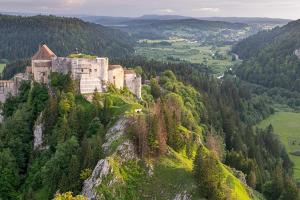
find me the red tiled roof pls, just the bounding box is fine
[32,44,56,60]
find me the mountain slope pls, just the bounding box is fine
[0,57,297,199]
[0,15,134,60]
[233,19,300,92]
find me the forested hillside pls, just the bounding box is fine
[0,15,134,60]
[232,19,300,92]
[0,53,297,199]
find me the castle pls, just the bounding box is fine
[0,45,142,102]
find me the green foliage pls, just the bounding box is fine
[28,82,49,117]
[58,92,75,115]
[88,117,105,137]
[0,149,20,200]
[1,59,30,79]
[1,95,20,118]
[150,78,161,99]
[50,72,76,93]
[1,81,31,118]
[80,168,92,181]
[0,15,134,60]
[233,20,300,93]
[114,58,292,193]
[0,63,6,73]
[0,69,147,199]
[68,53,97,59]
[261,166,299,200]
[194,146,227,200]
[134,66,143,76]
[194,145,252,200]
[0,82,49,199]
[225,151,258,188]
[258,112,300,180]
[141,85,154,103]
[41,136,80,195]
[97,160,146,200]
[279,177,300,200]
[54,192,87,200]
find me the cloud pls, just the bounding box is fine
[63,0,86,7]
[0,0,299,19]
[193,7,220,12]
[157,8,175,13]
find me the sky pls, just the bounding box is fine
[0,0,300,19]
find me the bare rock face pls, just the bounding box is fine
[102,117,133,154]
[82,117,137,200]
[295,49,300,58]
[33,112,44,150]
[231,168,247,185]
[82,159,112,200]
[173,191,191,200]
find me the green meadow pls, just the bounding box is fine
[135,39,239,76]
[258,112,300,180]
[0,63,6,73]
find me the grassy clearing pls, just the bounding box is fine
[104,93,143,117]
[135,39,239,76]
[258,112,300,180]
[199,146,251,200]
[141,149,201,200]
[0,63,6,73]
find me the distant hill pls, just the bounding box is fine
[0,15,134,60]
[79,14,290,26]
[199,17,291,25]
[138,15,191,20]
[114,18,251,45]
[78,15,135,26]
[233,19,300,92]
[79,15,290,45]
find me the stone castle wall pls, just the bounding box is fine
[0,80,16,102]
[52,57,72,74]
[31,46,141,97]
[124,73,142,99]
[108,68,124,89]
[32,60,52,84]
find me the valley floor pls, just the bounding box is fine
[258,111,300,180]
[135,39,239,76]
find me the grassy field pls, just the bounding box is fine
[135,39,240,76]
[258,112,300,180]
[0,63,6,73]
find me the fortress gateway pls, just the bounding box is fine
[32,45,141,98]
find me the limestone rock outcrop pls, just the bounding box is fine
[33,112,44,150]
[82,117,137,199]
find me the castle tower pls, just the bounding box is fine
[97,57,109,82]
[108,65,124,89]
[124,69,142,99]
[32,44,56,84]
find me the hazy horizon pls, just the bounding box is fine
[0,0,299,20]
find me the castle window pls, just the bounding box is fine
[94,69,97,72]
[113,76,116,79]
[81,69,84,73]
[89,69,92,73]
